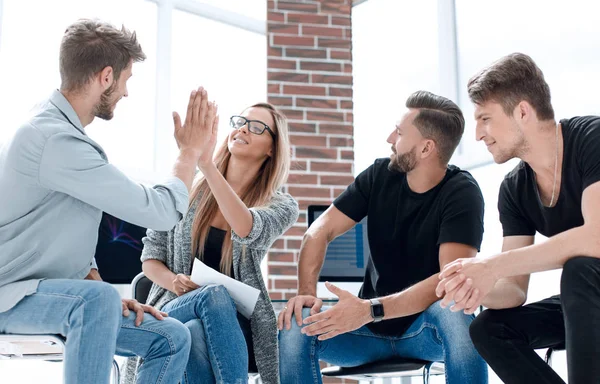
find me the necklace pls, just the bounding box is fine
[549,123,559,207]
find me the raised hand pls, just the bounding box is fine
[173,87,219,165]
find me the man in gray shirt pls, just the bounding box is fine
[0,19,216,384]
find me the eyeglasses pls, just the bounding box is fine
[230,115,276,139]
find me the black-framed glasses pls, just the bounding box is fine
[230,115,276,139]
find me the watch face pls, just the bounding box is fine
[372,303,384,318]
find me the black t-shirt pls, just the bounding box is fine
[499,116,600,238]
[333,158,485,336]
[199,226,233,276]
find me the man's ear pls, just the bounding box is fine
[420,139,435,159]
[98,66,114,91]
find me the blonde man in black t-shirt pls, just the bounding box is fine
[436,53,600,384]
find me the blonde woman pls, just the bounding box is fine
[125,91,298,384]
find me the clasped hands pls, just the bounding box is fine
[435,257,499,314]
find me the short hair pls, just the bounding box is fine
[59,19,146,92]
[406,90,465,164]
[467,53,554,121]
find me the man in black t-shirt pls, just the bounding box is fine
[277,91,488,384]
[436,53,600,384]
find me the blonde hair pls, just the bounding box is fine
[189,103,291,275]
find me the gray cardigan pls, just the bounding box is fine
[122,191,299,384]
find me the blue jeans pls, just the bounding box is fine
[0,279,191,384]
[162,284,253,384]
[279,301,488,384]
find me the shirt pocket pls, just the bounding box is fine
[0,250,41,280]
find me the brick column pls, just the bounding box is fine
[267,1,355,383]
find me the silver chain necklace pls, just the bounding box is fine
[549,123,559,207]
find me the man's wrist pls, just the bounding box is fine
[485,254,505,281]
[363,299,374,323]
[178,148,201,163]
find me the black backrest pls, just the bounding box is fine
[94,213,146,284]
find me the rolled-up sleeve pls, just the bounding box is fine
[38,133,188,231]
[140,229,170,264]
[231,192,299,250]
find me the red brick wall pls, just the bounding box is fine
[266,0,354,299]
[266,1,355,383]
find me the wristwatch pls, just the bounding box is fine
[369,298,384,323]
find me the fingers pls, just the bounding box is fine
[294,298,305,327]
[134,303,145,326]
[277,303,286,330]
[281,298,296,330]
[185,89,196,128]
[440,274,466,301]
[325,282,344,298]
[191,87,203,129]
[452,278,473,304]
[464,289,481,315]
[122,301,130,317]
[303,321,334,337]
[199,88,209,126]
[304,310,328,325]
[310,298,323,316]
[439,261,463,280]
[436,274,465,299]
[147,306,165,321]
[212,112,219,137]
[318,330,341,341]
[181,276,200,291]
[173,112,181,132]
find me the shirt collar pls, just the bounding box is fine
[49,89,86,134]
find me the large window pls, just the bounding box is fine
[455,0,600,168]
[0,0,157,174]
[352,0,441,174]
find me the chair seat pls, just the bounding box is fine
[321,357,445,379]
[0,334,65,360]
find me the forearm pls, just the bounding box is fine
[142,260,177,293]
[199,163,253,237]
[482,278,527,309]
[490,225,595,279]
[379,274,440,320]
[172,149,200,192]
[297,231,328,296]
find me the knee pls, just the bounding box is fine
[278,308,312,357]
[81,282,122,323]
[469,310,504,348]
[198,285,236,315]
[562,256,600,293]
[159,318,192,356]
[424,301,471,335]
[185,319,209,358]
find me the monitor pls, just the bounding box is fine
[307,205,369,282]
[94,213,147,284]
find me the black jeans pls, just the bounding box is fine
[469,256,600,384]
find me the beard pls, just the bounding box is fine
[388,146,418,173]
[93,82,117,121]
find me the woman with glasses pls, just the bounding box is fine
[123,93,298,384]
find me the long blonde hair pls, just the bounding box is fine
[189,103,291,276]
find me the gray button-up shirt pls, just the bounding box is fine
[0,90,188,313]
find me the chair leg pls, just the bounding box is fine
[423,361,433,384]
[112,359,121,384]
[545,348,554,367]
